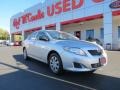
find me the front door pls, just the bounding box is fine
[34,32,50,63]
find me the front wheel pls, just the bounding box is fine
[49,53,63,74]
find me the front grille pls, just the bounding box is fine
[88,50,102,56]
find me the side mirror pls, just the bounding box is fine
[39,36,49,41]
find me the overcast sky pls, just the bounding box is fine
[0,0,45,32]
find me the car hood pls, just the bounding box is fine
[54,40,100,49]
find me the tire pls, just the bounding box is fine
[23,48,28,60]
[48,53,63,74]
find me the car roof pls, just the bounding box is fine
[40,30,62,32]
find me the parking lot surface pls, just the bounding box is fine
[0,46,120,90]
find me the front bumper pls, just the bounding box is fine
[60,51,107,72]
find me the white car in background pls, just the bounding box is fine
[23,30,108,74]
[6,41,14,46]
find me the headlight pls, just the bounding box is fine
[63,47,87,56]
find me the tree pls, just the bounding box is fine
[0,28,10,40]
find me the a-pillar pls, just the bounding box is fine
[103,2,113,50]
[56,23,61,31]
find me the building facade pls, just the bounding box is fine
[10,0,120,50]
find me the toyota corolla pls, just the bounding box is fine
[23,30,107,74]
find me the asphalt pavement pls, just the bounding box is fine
[0,46,120,90]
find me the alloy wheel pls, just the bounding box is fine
[50,56,60,73]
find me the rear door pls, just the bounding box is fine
[27,32,38,57]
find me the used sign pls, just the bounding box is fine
[110,0,120,9]
[13,0,104,29]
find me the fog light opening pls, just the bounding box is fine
[73,62,87,69]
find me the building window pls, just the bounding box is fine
[74,31,81,39]
[100,28,104,39]
[118,26,120,39]
[86,29,94,39]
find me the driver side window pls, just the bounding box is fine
[36,32,49,41]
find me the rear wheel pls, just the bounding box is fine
[23,48,28,60]
[49,53,63,74]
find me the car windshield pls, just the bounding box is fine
[47,31,79,40]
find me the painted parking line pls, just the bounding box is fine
[24,69,96,90]
[0,62,96,90]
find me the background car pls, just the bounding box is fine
[14,41,21,46]
[6,41,14,46]
[23,30,107,74]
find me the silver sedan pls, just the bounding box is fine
[23,30,107,74]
